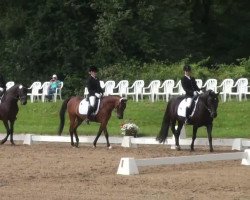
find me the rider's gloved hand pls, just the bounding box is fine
[95,93,101,98]
[193,91,198,96]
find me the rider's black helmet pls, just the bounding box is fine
[89,65,98,72]
[183,65,191,72]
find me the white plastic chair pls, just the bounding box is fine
[195,79,203,89]
[84,87,89,98]
[6,81,15,90]
[203,79,217,92]
[126,80,144,102]
[27,81,42,103]
[53,81,63,102]
[155,79,175,102]
[104,80,116,96]
[171,80,185,97]
[217,79,234,102]
[229,78,249,101]
[39,82,51,102]
[142,80,161,102]
[112,80,129,97]
[100,80,105,89]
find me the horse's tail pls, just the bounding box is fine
[58,97,71,136]
[156,101,171,143]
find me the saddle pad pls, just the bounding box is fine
[177,98,192,117]
[79,99,100,115]
[177,97,199,118]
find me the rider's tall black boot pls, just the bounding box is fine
[185,107,191,124]
[86,106,94,125]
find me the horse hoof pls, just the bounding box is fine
[92,145,96,149]
[176,146,181,151]
[108,146,112,149]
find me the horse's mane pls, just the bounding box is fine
[200,90,216,99]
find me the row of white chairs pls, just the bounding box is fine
[27,81,63,103]
[6,81,63,103]
[84,78,250,102]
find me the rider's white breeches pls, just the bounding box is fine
[185,98,192,108]
[89,96,96,107]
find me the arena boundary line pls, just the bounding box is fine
[0,134,249,150]
[117,149,250,175]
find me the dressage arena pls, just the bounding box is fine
[0,140,249,200]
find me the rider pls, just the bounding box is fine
[85,66,104,124]
[181,65,201,124]
[0,73,6,103]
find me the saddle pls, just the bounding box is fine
[79,98,101,115]
[177,96,199,117]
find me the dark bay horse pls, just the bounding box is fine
[58,95,127,148]
[157,90,219,152]
[0,84,28,145]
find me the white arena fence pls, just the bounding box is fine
[0,134,249,151]
[117,150,250,175]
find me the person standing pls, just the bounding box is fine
[85,66,104,124]
[181,65,201,124]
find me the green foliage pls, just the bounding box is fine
[1,99,249,139]
[0,1,250,97]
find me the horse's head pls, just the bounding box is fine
[204,90,219,118]
[18,85,28,105]
[116,97,127,119]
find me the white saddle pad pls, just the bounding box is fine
[79,99,100,115]
[177,98,192,117]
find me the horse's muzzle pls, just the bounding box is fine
[21,101,27,105]
[211,112,217,118]
[117,115,123,119]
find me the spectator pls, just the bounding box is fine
[47,74,61,101]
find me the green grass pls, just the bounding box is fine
[0,99,250,138]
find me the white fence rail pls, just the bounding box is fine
[0,134,249,151]
[117,150,250,175]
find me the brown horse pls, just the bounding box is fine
[58,95,127,148]
[0,84,28,145]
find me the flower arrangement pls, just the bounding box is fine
[121,122,139,137]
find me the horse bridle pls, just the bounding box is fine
[200,95,217,116]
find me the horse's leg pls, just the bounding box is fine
[103,127,111,149]
[9,121,15,145]
[190,125,198,151]
[73,118,83,148]
[69,117,77,147]
[1,121,11,144]
[206,124,213,152]
[93,125,104,148]
[171,122,181,150]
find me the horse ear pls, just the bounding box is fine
[120,98,127,102]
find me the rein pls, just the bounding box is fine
[198,95,214,115]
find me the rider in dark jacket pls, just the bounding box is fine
[85,66,104,124]
[181,65,201,124]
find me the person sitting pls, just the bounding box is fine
[181,65,201,124]
[47,74,61,101]
[0,73,6,103]
[85,66,104,124]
